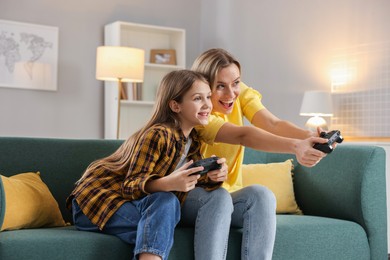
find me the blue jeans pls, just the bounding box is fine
[231,185,277,260]
[72,192,181,260]
[180,185,276,260]
[180,187,233,260]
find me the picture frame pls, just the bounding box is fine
[0,19,59,91]
[150,49,176,65]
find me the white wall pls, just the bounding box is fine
[1,0,390,138]
[200,0,390,128]
[0,0,202,138]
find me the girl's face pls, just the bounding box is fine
[211,64,241,115]
[174,80,212,134]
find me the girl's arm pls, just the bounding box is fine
[144,160,203,193]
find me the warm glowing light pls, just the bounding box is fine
[330,60,356,92]
[305,115,328,131]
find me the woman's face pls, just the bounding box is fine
[211,64,241,115]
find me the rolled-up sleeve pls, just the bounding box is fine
[195,115,226,145]
[239,82,266,122]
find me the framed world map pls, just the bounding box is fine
[0,19,58,91]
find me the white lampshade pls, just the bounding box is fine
[300,90,333,130]
[299,91,333,117]
[96,46,145,82]
[96,46,145,139]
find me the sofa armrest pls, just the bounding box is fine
[293,144,387,260]
[244,144,387,259]
[0,176,5,230]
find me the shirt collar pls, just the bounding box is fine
[170,126,200,144]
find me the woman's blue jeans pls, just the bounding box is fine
[72,192,180,260]
[231,185,277,260]
[180,185,276,260]
[180,187,233,260]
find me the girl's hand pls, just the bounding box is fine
[166,160,203,192]
[294,137,327,167]
[207,157,228,182]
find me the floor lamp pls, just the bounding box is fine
[96,46,145,139]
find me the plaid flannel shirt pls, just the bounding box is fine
[66,124,221,230]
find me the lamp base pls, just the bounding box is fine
[305,116,328,131]
[117,80,123,139]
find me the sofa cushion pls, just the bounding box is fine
[167,216,371,260]
[0,217,369,260]
[170,227,242,260]
[242,159,301,214]
[0,172,66,231]
[0,226,133,260]
[273,215,370,260]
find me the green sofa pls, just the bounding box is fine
[0,137,387,260]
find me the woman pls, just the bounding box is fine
[190,48,328,259]
[66,70,229,260]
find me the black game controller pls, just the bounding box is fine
[188,157,222,176]
[313,130,344,153]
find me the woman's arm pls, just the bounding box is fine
[239,82,318,139]
[214,122,326,167]
[251,108,315,139]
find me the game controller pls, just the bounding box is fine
[313,130,344,153]
[188,157,222,176]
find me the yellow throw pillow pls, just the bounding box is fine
[0,172,66,231]
[242,159,302,214]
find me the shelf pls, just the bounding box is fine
[145,63,182,70]
[119,101,154,140]
[103,21,185,139]
[121,100,154,106]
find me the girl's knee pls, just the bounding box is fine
[149,192,181,212]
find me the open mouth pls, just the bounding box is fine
[219,101,234,109]
[198,112,209,118]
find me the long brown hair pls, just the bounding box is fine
[80,70,208,179]
[191,48,241,89]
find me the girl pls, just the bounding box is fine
[66,70,228,260]
[191,48,328,259]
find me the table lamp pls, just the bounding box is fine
[96,46,145,139]
[299,90,333,131]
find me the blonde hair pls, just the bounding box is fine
[191,48,241,89]
[80,70,208,179]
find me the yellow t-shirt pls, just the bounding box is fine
[196,82,265,192]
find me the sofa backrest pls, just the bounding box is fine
[1,136,386,236]
[0,138,279,225]
[0,137,123,223]
[244,147,298,165]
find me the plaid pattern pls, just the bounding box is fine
[66,125,221,230]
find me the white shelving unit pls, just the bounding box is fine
[103,21,186,139]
